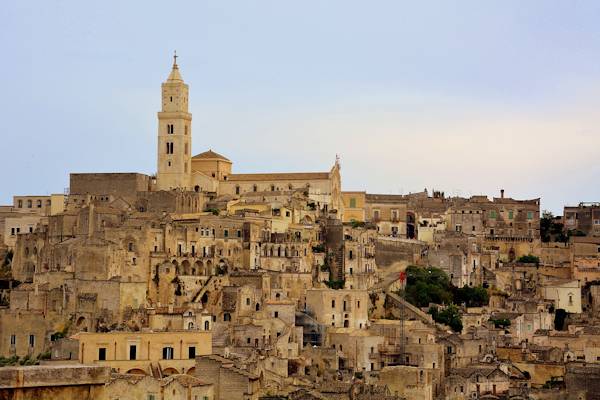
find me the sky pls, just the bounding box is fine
[1,1,599,214]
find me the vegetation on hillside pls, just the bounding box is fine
[402,266,489,308]
[396,265,489,332]
[429,304,463,332]
[517,255,540,265]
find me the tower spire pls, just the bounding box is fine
[167,50,183,82]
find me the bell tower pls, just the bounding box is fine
[156,51,192,190]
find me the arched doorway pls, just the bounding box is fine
[406,212,416,239]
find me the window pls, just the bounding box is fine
[349,198,356,208]
[148,395,156,400]
[98,347,107,361]
[184,125,188,135]
[162,347,174,360]
[489,210,497,219]
[274,311,279,318]
[246,298,250,306]
[455,224,462,232]
[224,229,229,238]
[253,184,257,192]
[235,185,240,195]
[184,143,188,155]
[17,200,22,208]
[204,320,210,330]
[373,210,380,220]
[508,210,514,219]
[271,185,275,191]
[167,124,174,134]
[166,142,174,154]
[36,200,42,208]
[188,346,196,359]
[349,250,353,260]
[237,230,241,238]
[10,335,16,346]
[332,300,336,308]
[129,345,137,360]
[527,211,534,220]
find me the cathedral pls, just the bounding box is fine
[155,54,342,214]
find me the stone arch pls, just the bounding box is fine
[195,260,204,275]
[181,260,191,275]
[186,367,196,375]
[162,367,179,376]
[126,368,146,375]
[76,316,86,329]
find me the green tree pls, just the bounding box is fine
[429,304,462,332]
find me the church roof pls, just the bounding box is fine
[166,63,183,82]
[227,172,329,181]
[192,150,231,162]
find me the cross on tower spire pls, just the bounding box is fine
[173,50,178,67]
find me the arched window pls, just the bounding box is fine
[36,200,42,208]
[27,200,32,208]
[253,184,258,192]
[188,322,194,329]
[204,320,210,330]
[235,186,240,195]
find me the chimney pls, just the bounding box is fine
[500,189,505,199]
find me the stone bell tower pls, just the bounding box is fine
[156,51,192,190]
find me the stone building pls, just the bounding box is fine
[73,330,212,376]
[305,288,369,329]
[564,202,600,236]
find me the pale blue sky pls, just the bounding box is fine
[2,1,600,213]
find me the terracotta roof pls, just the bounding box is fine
[227,172,329,182]
[192,150,231,162]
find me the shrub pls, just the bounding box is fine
[517,255,540,265]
